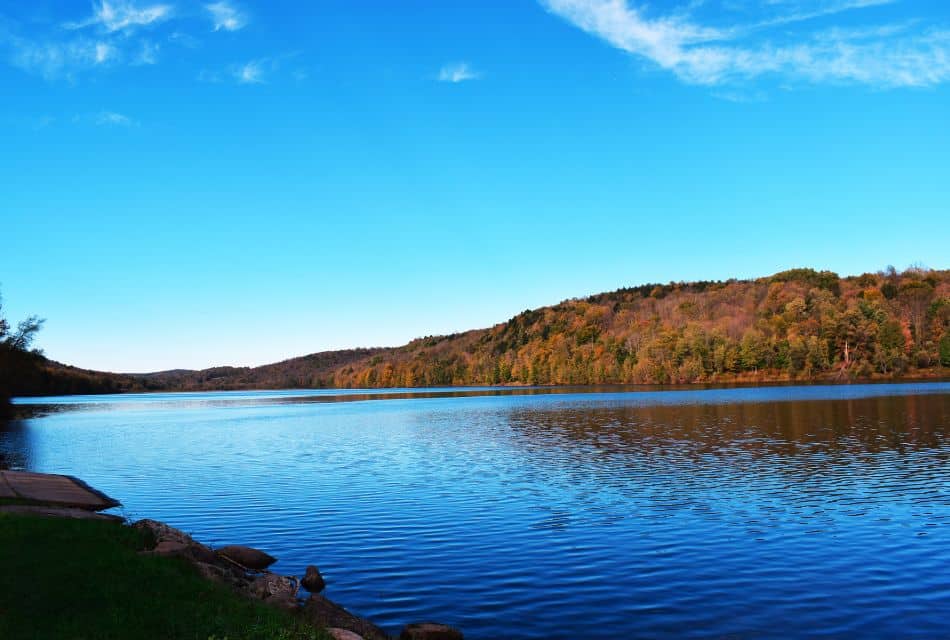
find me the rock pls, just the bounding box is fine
[152,540,189,556]
[192,561,250,591]
[194,561,230,582]
[301,565,326,593]
[0,505,124,521]
[133,519,195,547]
[248,572,298,609]
[399,622,464,640]
[327,629,365,640]
[140,527,220,564]
[301,594,390,640]
[216,544,277,571]
[184,542,220,565]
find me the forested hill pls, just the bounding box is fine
[12,267,950,396]
[9,348,384,396]
[321,267,950,387]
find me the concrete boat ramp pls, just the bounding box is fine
[0,470,121,520]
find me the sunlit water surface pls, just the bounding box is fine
[4,383,950,638]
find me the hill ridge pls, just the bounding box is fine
[10,266,950,396]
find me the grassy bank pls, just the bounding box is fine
[0,513,329,640]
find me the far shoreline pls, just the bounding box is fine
[9,373,950,405]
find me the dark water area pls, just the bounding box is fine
[4,383,950,638]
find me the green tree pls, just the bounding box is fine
[805,336,830,374]
[875,320,906,374]
[739,330,766,372]
[0,290,45,412]
[940,334,950,367]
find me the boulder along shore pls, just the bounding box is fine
[0,470,462,640]
[133,517,464,640]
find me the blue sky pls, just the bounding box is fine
[1,0,948,372]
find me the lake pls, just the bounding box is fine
[4,383,950,638]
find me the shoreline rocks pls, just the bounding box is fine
[301,593,391,640]
[217,544,277,571]
[248,572,299,610]
[328,629,366,640]
[399,623,464,640]
[129,516,461,639]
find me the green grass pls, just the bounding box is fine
[0,514,330,640]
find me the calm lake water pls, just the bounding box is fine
[4,383,950,638]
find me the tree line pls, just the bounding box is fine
[3,266,949,399]
[326,267,950,388]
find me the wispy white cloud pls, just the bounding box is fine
[206,1,247,32]
[167,31,199,48]
[810,20,915,43]
[95,110,134,126]
[136,40,160,65]
[2,0,259,81]
[95,42,114,63]
[7,36,118,79]
[200,56,293,85]
[234,59,264,83]
[541,0,950,88]
[438,62,480,83]
[3,1,169,78]
[745,0,897,31]
[66,1,173,33]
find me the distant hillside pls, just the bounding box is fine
[137,348,386,390]
[318,266,950,387]
[11,348,384,396]
[10,267,950,397]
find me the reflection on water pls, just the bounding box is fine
[508,392,949,456]
[0,420,30,470]
[4,383,950,638]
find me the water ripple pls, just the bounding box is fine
[2,383,949,638]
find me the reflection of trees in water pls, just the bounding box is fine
[496,395,950,513]
[506,394,950,457]
[0,419,32,470]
